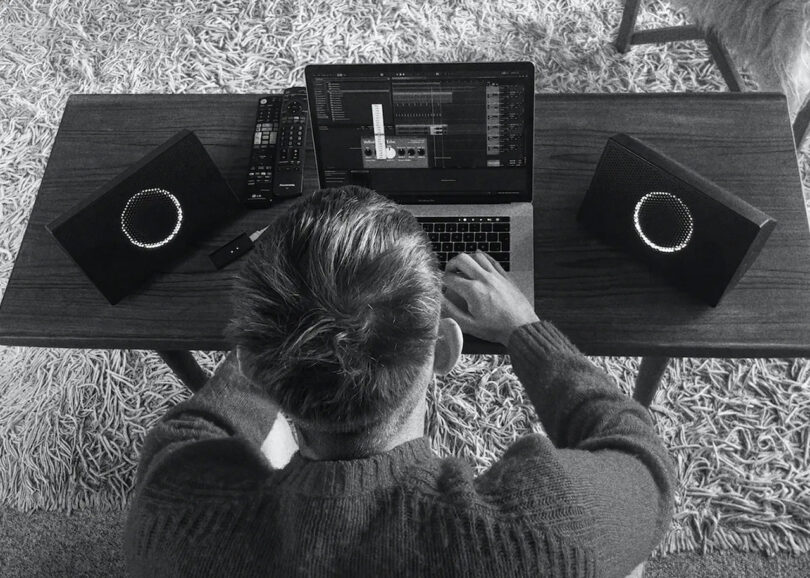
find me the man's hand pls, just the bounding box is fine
[442,252,539,346]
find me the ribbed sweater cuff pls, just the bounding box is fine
[507,320,581,362]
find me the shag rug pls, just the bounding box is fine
[1,0,810,560]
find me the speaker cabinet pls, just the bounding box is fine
[48,130,243,304]
[578,134,776,306]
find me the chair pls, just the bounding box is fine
[614,0,810,149]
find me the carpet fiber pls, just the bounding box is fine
[1,0,810,561]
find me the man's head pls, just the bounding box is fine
[228,186,461,453]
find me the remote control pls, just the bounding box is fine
[244,95,282,209]
[273,87,308,199]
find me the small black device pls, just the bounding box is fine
[273,86,309,199]
[578,133,777,306]
[209,233,255,269]
[243,88,309,208]
[48,130,243,304]
[209,226,268,270]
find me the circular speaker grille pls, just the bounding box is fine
[633,191,693,253]
[120,188,183,249]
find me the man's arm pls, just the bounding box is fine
[443,252,676,576]
[133,352,280,488]
[507,320,675,574]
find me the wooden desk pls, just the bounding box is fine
[1,94,808,400]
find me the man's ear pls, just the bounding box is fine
[433,317,463,376]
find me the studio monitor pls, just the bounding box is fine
[578,133,776,306]
[48,130,243,304]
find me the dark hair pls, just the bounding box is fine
[227,186,442,433]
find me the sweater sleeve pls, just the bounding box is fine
[132,352,280,488]
[504,321,677,576]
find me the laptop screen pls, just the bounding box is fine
[304,62,534,204]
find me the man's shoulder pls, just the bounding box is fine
[474,434,568,493]
[139,437,272,495]
[406,434,573,507]
[389,434,594,545]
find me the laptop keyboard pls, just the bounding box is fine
[417,217,511,271]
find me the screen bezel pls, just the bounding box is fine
[304,61,535,204]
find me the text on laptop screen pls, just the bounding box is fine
[306,64,534,202]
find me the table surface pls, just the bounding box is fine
[1,93,809,357]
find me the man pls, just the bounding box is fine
[124,185,675,577]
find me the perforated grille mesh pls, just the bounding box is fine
[120,188,183,249]
[633,191,693,253]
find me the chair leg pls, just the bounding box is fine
[793,93,810,149]
[615,0,642,54]
[634,356,669,407]
[705,29,743,92]
[157,350,209,392]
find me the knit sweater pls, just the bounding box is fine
[124,321,676,577]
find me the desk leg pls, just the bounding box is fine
[157,350,209,392]
[634,356,669,407]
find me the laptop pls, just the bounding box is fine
[304,62,535,308]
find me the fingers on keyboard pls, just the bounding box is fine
[420,217,511,272]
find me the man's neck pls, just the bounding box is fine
[298,397,426,461]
